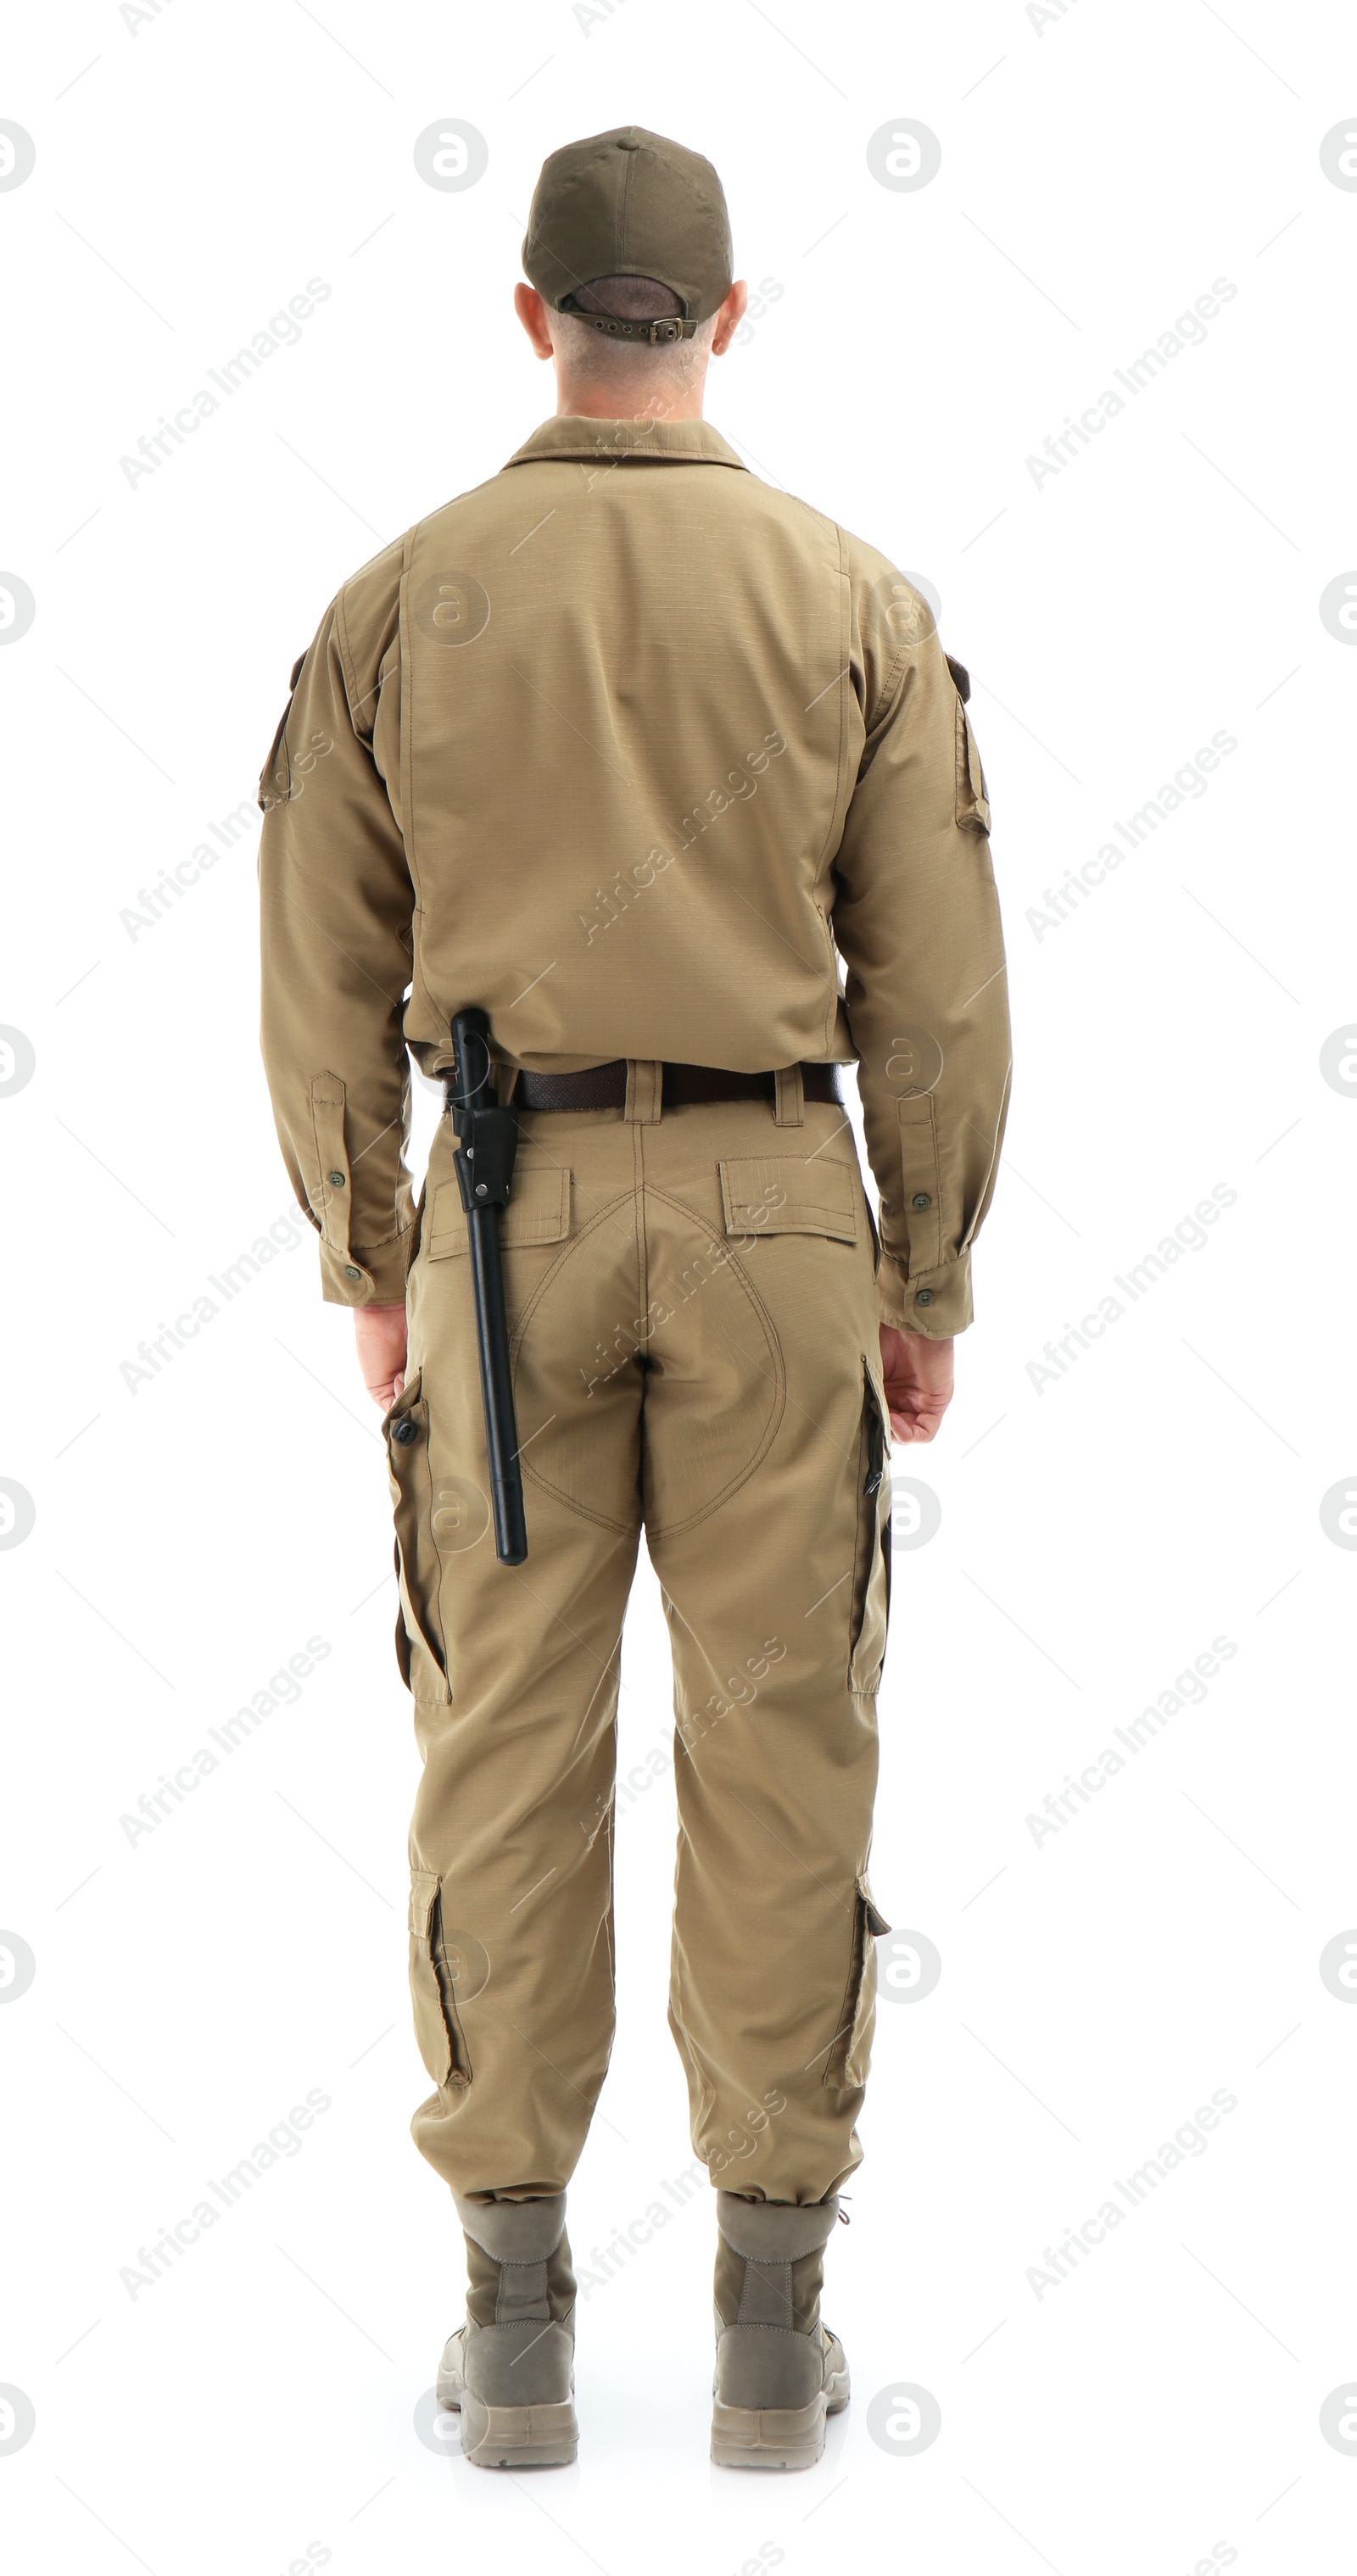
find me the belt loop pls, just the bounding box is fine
[623,1060,663,1123]
[773,1064,805,1128]
[495,1062,521,1107]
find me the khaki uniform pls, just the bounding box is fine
[258,412,1010,2203]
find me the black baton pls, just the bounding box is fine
[447,1007,528,1566]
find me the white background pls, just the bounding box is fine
[3,3,1355,2570]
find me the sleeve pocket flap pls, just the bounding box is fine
[720,1154,858,1243]
[427,1161,571,1257]
[896,1096,941,1271]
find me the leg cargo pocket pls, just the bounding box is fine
[823,1871,892,2098]
[848,1359,892,1695]
[409,1868,472,2089]
[385,1369,451,1705]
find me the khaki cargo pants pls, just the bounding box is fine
[389,1069,893,2205]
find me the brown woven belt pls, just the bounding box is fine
[505,1060,843,1112]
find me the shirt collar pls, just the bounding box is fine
[504,415,748,471]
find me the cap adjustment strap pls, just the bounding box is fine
[560,304,696,344]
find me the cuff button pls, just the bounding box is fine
[915,1286,935,1307]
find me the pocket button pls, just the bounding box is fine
[392,1419,419,1447]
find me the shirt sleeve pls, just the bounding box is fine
[829,588,1012,1338]
[257,565,416,1306]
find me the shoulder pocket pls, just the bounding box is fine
[719,1154,859,1245]
[257,650,308,812]
[954,692,991,833]
[426,1157,571,1259]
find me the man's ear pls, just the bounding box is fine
[514,282,555,360]
[710,280,749,358]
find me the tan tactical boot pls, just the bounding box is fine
[710,2191,850,2468]
[436,2191,578,2467]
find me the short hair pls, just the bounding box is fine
[572,274,684,320]
[548,273,718,381]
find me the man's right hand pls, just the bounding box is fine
[356,1302,408,1410]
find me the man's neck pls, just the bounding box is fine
[552,376,707,425]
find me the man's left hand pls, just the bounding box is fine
[879,1323,954,1443]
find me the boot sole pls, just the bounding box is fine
[445,2389,578,2470]
[712,2392,829,2470]
[711,2360,850,2471]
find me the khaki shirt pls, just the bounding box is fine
[257,415,1010,1334]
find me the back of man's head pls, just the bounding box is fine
[548,272,718,393]
[522,125,735,407]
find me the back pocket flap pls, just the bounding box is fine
[427,1159,571,1257]
[720,1154,858,1244]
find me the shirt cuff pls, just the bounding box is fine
[877,1250,972,1338]
[320,1229,415,1307]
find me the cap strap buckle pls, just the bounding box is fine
[566,305,694,345]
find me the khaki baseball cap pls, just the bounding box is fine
[522,125,733,344]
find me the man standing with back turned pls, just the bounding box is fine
[258,125,1010,2472]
